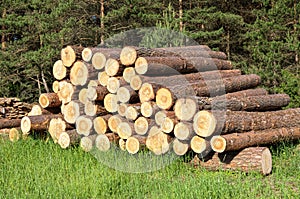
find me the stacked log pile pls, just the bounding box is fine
[1,44,299,175]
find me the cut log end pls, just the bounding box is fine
[104,94,118,113]
[52,81,60,93]
[174,98,197,121]
[174,122,193,140]
[92,52,106,70]
[155,111,167,126]
[117,122,133,139]
[105,58,120,76]
[107,77,120,94]
[210,136,226,153]
[76,116,93,136]
[79,88,89,104]
[119,139,127,151]
[134,117,149,135]
[130,75,142,91]
[63,101,80,124]
[70,61,88,86]
[98,71,109,86]
[108,115,122,132]
[161,117,174,134]
[190,136,209,154]
[120,46,137,66]
[134,57,148,75]
[57,82,74,104]
[193,111,216,137]
[21,116,31,134]
[125,106,139,121]
[58,132,71,149]
[82,48,93,62]
[139,83,155,103]
[172,139,189,156]
[95,134,111,152]
[53,60,67,80]
[156,88,173,110]
[261,148,272,175]
[146,128,170,155]
[141,101,153,118]
[126,136,140,154]
[117,103,128,117]
[9,128,20,142]
[39,93,61,108]
[80,136,95,152]
[61,46,76,67]
[123,67,136,83]
[48,117,67,143]
[93,116,108,135]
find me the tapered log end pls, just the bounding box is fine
[58,132,71,149]
[53,60,67,80]
[93,116,107,134]
[156,88,173,110]
[92,52,106,70]
[130,75,142,91]
[210,136,226,153]
[261,148,272,175]
[82,48,93,62]
[126,136,140,154]
[193,111,216,137]
[105,58,120,76]
[190,136,208,154]
[172,139,189,156]
[9,128,20,142]
[70,61,88,86]
[104,94,118,113]
[95,134,111,152]
[21,116,31,134]
[98,71,109,86]
[134,117,149,135]
[174,98,197,121]
[139,83,155,103]
[135,57,148,75]
[120,46,137,66]
[123,67,136,83]
[61,46,76,67]
[117,122,132,139]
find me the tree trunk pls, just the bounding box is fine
[80,134,97,152]
[28,104,60,116]
[134,117,156,135]
[53,60,68,80]
[1,8,6,50]
[172,139,190,156]
[39,93,61,108]
[48,117,73,143]
[174,122,194,140]
[61,45,84,67]
[95,134,111,152]
[21,114,63,134]
[140,101,160,118]
[52,81,60,93]
[211,127,300,153]
[191,147,272,175]
[146,126,173,155]
[107,115,122,133]
[0,118,21,129]
[190,136,211,158]
[75,115,93,136]
[58,129,81,149]
[106,77,126,94]
[126,135,147,154]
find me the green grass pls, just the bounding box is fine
[0,137,300,198]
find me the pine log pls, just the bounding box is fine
[48,117,73,143]
[61,45,84,67]
[62,101,82,124]
[156,45,212,55]
[174,98,197,121]
[140,101,160,118]
[84,101,108,117]
[126,135,147,154]
[53,60,67,80]
[211,127,300,153]
[108,115,122,133]
[95,134,111,152]
[92,52,107,70]
[138,83,163,103]
[0,118,21,129]
[76,115,93,136]
[58,129,81,149]
[70,61,96,86]
[117,86,139,103]
[125,105,141,121]
[21,114,63,134]
[220,88,268,99]
[105,58,125,77]
[156,87,176,110]
[98,71,109,86]
[123,67,136,83]
[104,94,119,113]
[9,127,21,142]
[116,121,135,139]
[146,126,172,155]
[134,117,155,135]
[172,139,190,156]
[154,111,176,126]
[117,103,128,117]
[107,77,126,94]
[190,136,211,158]
[130,75,143,91]
[81,47,93,62]
[191,147,272,175]
[80,134,97,152]
[93,115,111,135]
[39,93,61,108]
[161,116,178,134]
[87,85,109,101]
[52,81,60,93]
[28,104,60,116]
[57,81,74,104]
[174,122,194,140]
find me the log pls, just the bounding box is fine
[220,88,268,99]
[76,115,93,136]
[191,147,272,175]
[39,93,61,108]
[130,75,143,91]
[138,83,163,103]
[116,121,135,139]
[126,135,147,154]
[146,126,172,155]
[70,61,95,86]
[134,117,155,135]
[117,86,139,103]
[154,111,175,126]
[21,114,63,134]
[57,81,74,104]
[93,115,111,135]
[9,128,21,142]
[62,101,82,124]
[161,116,178,134]
[119,139,127,151]
[53,60,67,80]
[92,52,107,70]
[80,134,97,152]
[87,85,109,101]
[28,104,60,116]
[156,88,176,110]
[95,134,111,152]
[79,88,89,104]
[61,45,84,67]
[48,117,73,143]
[172,139,190,156]
[174,98,197,121]
[193,108,300,137]
[98,71,109,86]
[87,80,99,88]
[108,115,122,133]
[140,101,160,118]
[117,103,128,117]
[104,94,119,113]
[52,81,60,93]
[190,136,211,158]
[125,105,140,121]
[105,58,125,77]
[203,94,290,111]
[107,77,126,94]
[134,57,232,76]
[123,67,136,83]
[81,47,93,62]
[174,122,194,140]
[211,127,300,153]
[58,129,81,149]
[84,101,108,117]
[0,118,21,129]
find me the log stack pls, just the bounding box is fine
[1,44,299,175]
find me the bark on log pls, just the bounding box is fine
[39,93,61,108]
[58,129,81,149]
[211,127,300,153]
[0,118,21,129]
[126,135,147,154]
[191,147,272,175]
[28,104,60,116]
[21,114,63,134]
[61,45,84,67]
[172,139,190,156]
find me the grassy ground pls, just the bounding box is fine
[0,137,299,198]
